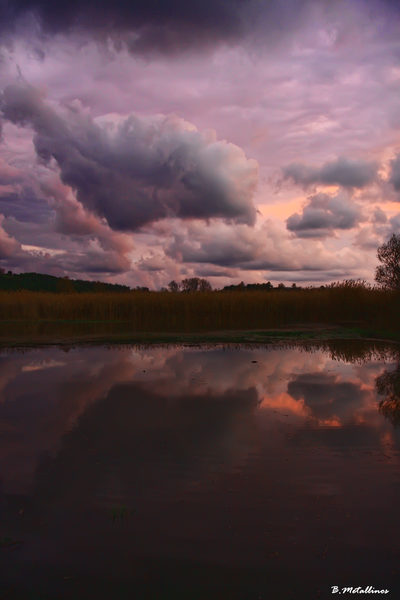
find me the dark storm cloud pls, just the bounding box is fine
[286,192,364,238]
[0,0,323,55]
[1,0,249,38]
[282,156,378,190]
[0,82,258,232]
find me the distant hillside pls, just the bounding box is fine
[0,271,130,293]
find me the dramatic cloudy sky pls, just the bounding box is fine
[1,0,400,289]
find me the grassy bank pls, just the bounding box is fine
[0,287,398,348]
[0,287,399,333]
[0,326,356,350]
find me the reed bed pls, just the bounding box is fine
[0,287,399,333]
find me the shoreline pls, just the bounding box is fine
[0,323,399,349]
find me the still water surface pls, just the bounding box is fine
[1,341,400,599]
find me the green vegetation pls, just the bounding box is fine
[107,505,137,525]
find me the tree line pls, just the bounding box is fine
[165,279,303,292]
[165,233,400,293]
[0,233,399,293]
[0,271,131,294]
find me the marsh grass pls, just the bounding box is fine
[0,288,399,333]
[107,504,137,525]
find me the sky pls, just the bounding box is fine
[0,0,400,289]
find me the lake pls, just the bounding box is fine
[1,340,400,599]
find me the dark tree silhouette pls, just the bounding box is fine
[181,277,201,292]
[198,278,212,292]
[167,280,180,293]
[375,233,400,291]
[181,277,212,292]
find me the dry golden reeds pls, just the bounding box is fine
[0,287,398,333]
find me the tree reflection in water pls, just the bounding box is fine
[376,363,400,428]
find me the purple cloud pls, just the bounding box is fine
[0,82,259,232]
[286,192,365,238]
[164,220,364,275]
[282,156,378,190]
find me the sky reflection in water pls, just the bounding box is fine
[0,341,400,599]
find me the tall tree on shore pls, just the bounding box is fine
[375,234,400,291]
[180,277,212,292]
[198,278,212,292]
[167,280,180,292]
